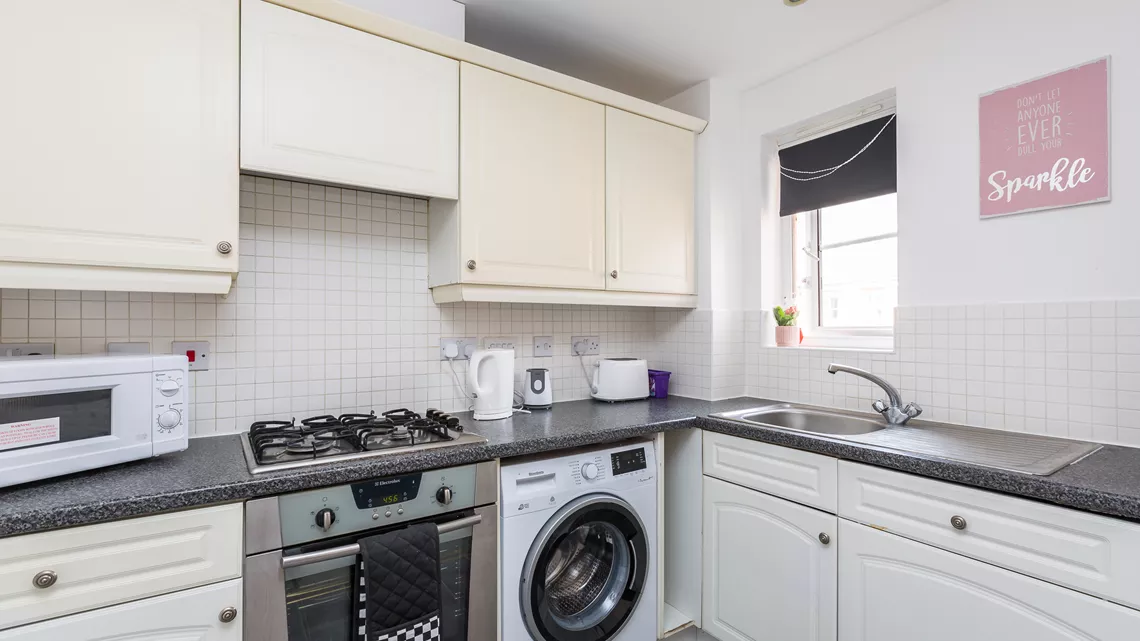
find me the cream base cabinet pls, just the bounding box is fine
[241,0,458,199]
[0,0,238,294]
[605,107,695,294]
[0,579,242,641]
[839,520,1140,641]
[702,476,837,641]
[445,62,606,290]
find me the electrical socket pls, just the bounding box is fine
[570,336,600,356]
[484,337,516,350]
[440,337,478,360]
[0,343,54,359]
[533,336,554,358]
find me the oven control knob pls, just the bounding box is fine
[436,487,453,506]
[158,380,181,397]
[157,409,181,429]
[581,462,600,481]
[315,508,336,532]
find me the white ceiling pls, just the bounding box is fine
[461,0,949,103]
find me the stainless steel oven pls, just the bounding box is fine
[243,460,498,641]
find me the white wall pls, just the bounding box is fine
[341,0,465,40]
[743,0,1140,307]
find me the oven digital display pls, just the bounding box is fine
[351,473,422,509]
[611,448,647,475]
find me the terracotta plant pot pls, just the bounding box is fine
[775,326,800,347]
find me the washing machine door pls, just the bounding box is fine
[520,493,649,641]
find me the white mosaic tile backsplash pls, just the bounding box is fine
[745,301,1140,447]
[0,176,657,437]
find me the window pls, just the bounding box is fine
[777,110,897,349]
[788,194,898,343]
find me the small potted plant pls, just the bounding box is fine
[772,305,801,347]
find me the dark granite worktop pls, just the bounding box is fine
[3,395,1140,537]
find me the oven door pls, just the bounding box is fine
[245,504,498,641]
[0,372,154,487]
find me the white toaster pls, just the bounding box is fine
[591,358,650,401]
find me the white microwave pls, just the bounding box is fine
[0,354,189,489]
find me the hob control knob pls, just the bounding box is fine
[157,409,181,429]
[315,508,336,532]
[581,462,600,481]
[436,487,453,505]
[158,380,181,397]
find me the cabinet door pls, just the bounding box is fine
[459,63,606,290]
[839,520,1140,641]
[0,579,242,640]
[0,504,243,629]
[605,107,695,294]
[703,476,837,641]
[241,0,458,198]
[0,0,238,289]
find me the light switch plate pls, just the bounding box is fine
[172,341,211,371]
[533,336,554,358]
[0,343,54,359]
[571,336,600,355]
[440,337,478,361]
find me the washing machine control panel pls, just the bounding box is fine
[502,441,656,517]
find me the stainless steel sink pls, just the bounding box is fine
[726,406,886,436]
[712,404,1101,476]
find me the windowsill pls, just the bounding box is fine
[768,344,896,354]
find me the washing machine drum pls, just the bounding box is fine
[521,494,649,641]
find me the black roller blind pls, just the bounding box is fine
[779,115,897,216]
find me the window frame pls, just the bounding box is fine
[782,205,896,351]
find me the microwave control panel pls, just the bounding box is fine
[278,464,479,546]
[151,369,187,453]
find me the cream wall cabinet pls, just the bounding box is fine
[441,62,607,291]
[241,0,459,199]
[0,0,239,294]
[0,579,243,641]
[0,504,243,630]
[605,107,696,295]
[702,475,837,641]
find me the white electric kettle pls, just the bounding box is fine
[467,349,514,420]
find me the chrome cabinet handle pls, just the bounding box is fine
[219,607,238,623]
[282,514,482,568]
[950,515,968,530]
[818,532,831,545]
[216,241,233,255]
[610,270,618,279]
[32,570,57,589]
[466,260,476,271]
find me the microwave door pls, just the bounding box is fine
[0,373,155,487]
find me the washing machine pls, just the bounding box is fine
[501,439,658,641]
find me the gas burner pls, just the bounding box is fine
[285,437,336,455]
[381,408,420,425]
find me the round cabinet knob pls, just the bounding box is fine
[950,515,968,531]
[610,270,618,279]
[818,532,831,545]
[219,607,238,623]
[315,508,336,532]
[157,409,181,429]
[466,260,476,271]
[581,462,600,481]
[158,379,181,397]
[32,570,57,589]
[216,241,233,255]
[436,487,453,505]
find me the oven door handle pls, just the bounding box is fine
[280,514,483,569]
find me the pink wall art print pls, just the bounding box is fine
[979,57,1111,218]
